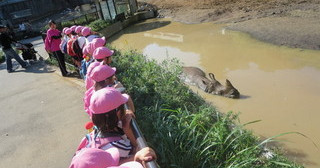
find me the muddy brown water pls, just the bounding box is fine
[109,18,320,167]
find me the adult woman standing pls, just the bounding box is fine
[45,20,69,76]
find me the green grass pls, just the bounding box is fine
[87,19,111,32]
[61,14,97,28]
[110,49,303,168]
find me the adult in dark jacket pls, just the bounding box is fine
[0,25,28,73]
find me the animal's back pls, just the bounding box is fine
[182,67,208,90]
[182,67,206,77]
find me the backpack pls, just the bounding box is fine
[67,38,77,56]
[72,38,83,58]
[85,131,122,149]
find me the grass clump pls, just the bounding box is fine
[87,19,111,32]
[111,49,303,168]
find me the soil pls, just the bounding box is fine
[138,0,320,50]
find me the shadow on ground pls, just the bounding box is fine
[0,60,55,74]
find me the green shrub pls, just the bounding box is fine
[87,19,111,32]
[111,49,303,168]
[61,20,75,28]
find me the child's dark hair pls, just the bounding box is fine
[94,75,115,91]
[48,20,56,26]
[92,104,125,134]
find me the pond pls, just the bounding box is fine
[109,18,320,168]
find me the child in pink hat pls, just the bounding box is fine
[93,46,114,65]
[81,27,91,37]
[70,25,77,35]
[75,26,84,35]
[76,88,156,166]
[85,61,101,90]
[84,64,135,116]
[69,146,155,168]
[80,37,106,80]
[89,37,106,54]
[69,148,119,168]
[83,64,116,116]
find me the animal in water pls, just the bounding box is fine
[182,66,240,99]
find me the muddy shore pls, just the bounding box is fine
[139,0,320,50]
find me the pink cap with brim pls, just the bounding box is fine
[75,26,84,34]
[69,148,119,168]
[90,65,116,82]
[70,25,77,31]
[65,28,72,35]
[107,161,144,168]
[92,37,106,46]
[82,27,91,36]
[88,38,106,55]
[85,61,102,90]
[62,27,67,34]
[89,87,129,114]
[93,47,114,60]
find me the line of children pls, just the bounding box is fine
[59,25,104,79]
[66,25,157,167]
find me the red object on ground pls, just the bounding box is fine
[85,122,94,130]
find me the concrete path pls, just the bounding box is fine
[0,36,88,168]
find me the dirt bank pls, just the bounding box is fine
[138,0,320,50]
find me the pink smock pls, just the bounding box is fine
[45,28,62,52]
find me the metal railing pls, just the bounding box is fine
[131,118,159,168]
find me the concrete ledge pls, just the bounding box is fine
[98,11,155,39]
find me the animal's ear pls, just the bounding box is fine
[208,73,216,81]
[225,79,235,88]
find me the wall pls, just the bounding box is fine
[98,10,154,38]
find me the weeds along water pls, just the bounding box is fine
[110,48,303,168]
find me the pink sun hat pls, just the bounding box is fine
[90,65,116,82]
[70,25,77,31]
[82,27,91,36]
[89,87,129,114]
[65,28,72,35]
[62,27,68,34]
[75,26,84,34]
[85,61,102,90]
[107,161,144,168]
[69,148,120,168]
[87,38,106,55]
[91,37,106,46]
[93,47,114,60]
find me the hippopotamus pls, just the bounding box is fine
[182,66,240,99]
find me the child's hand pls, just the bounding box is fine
[134,147,157,162]
[114,81,124,89]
